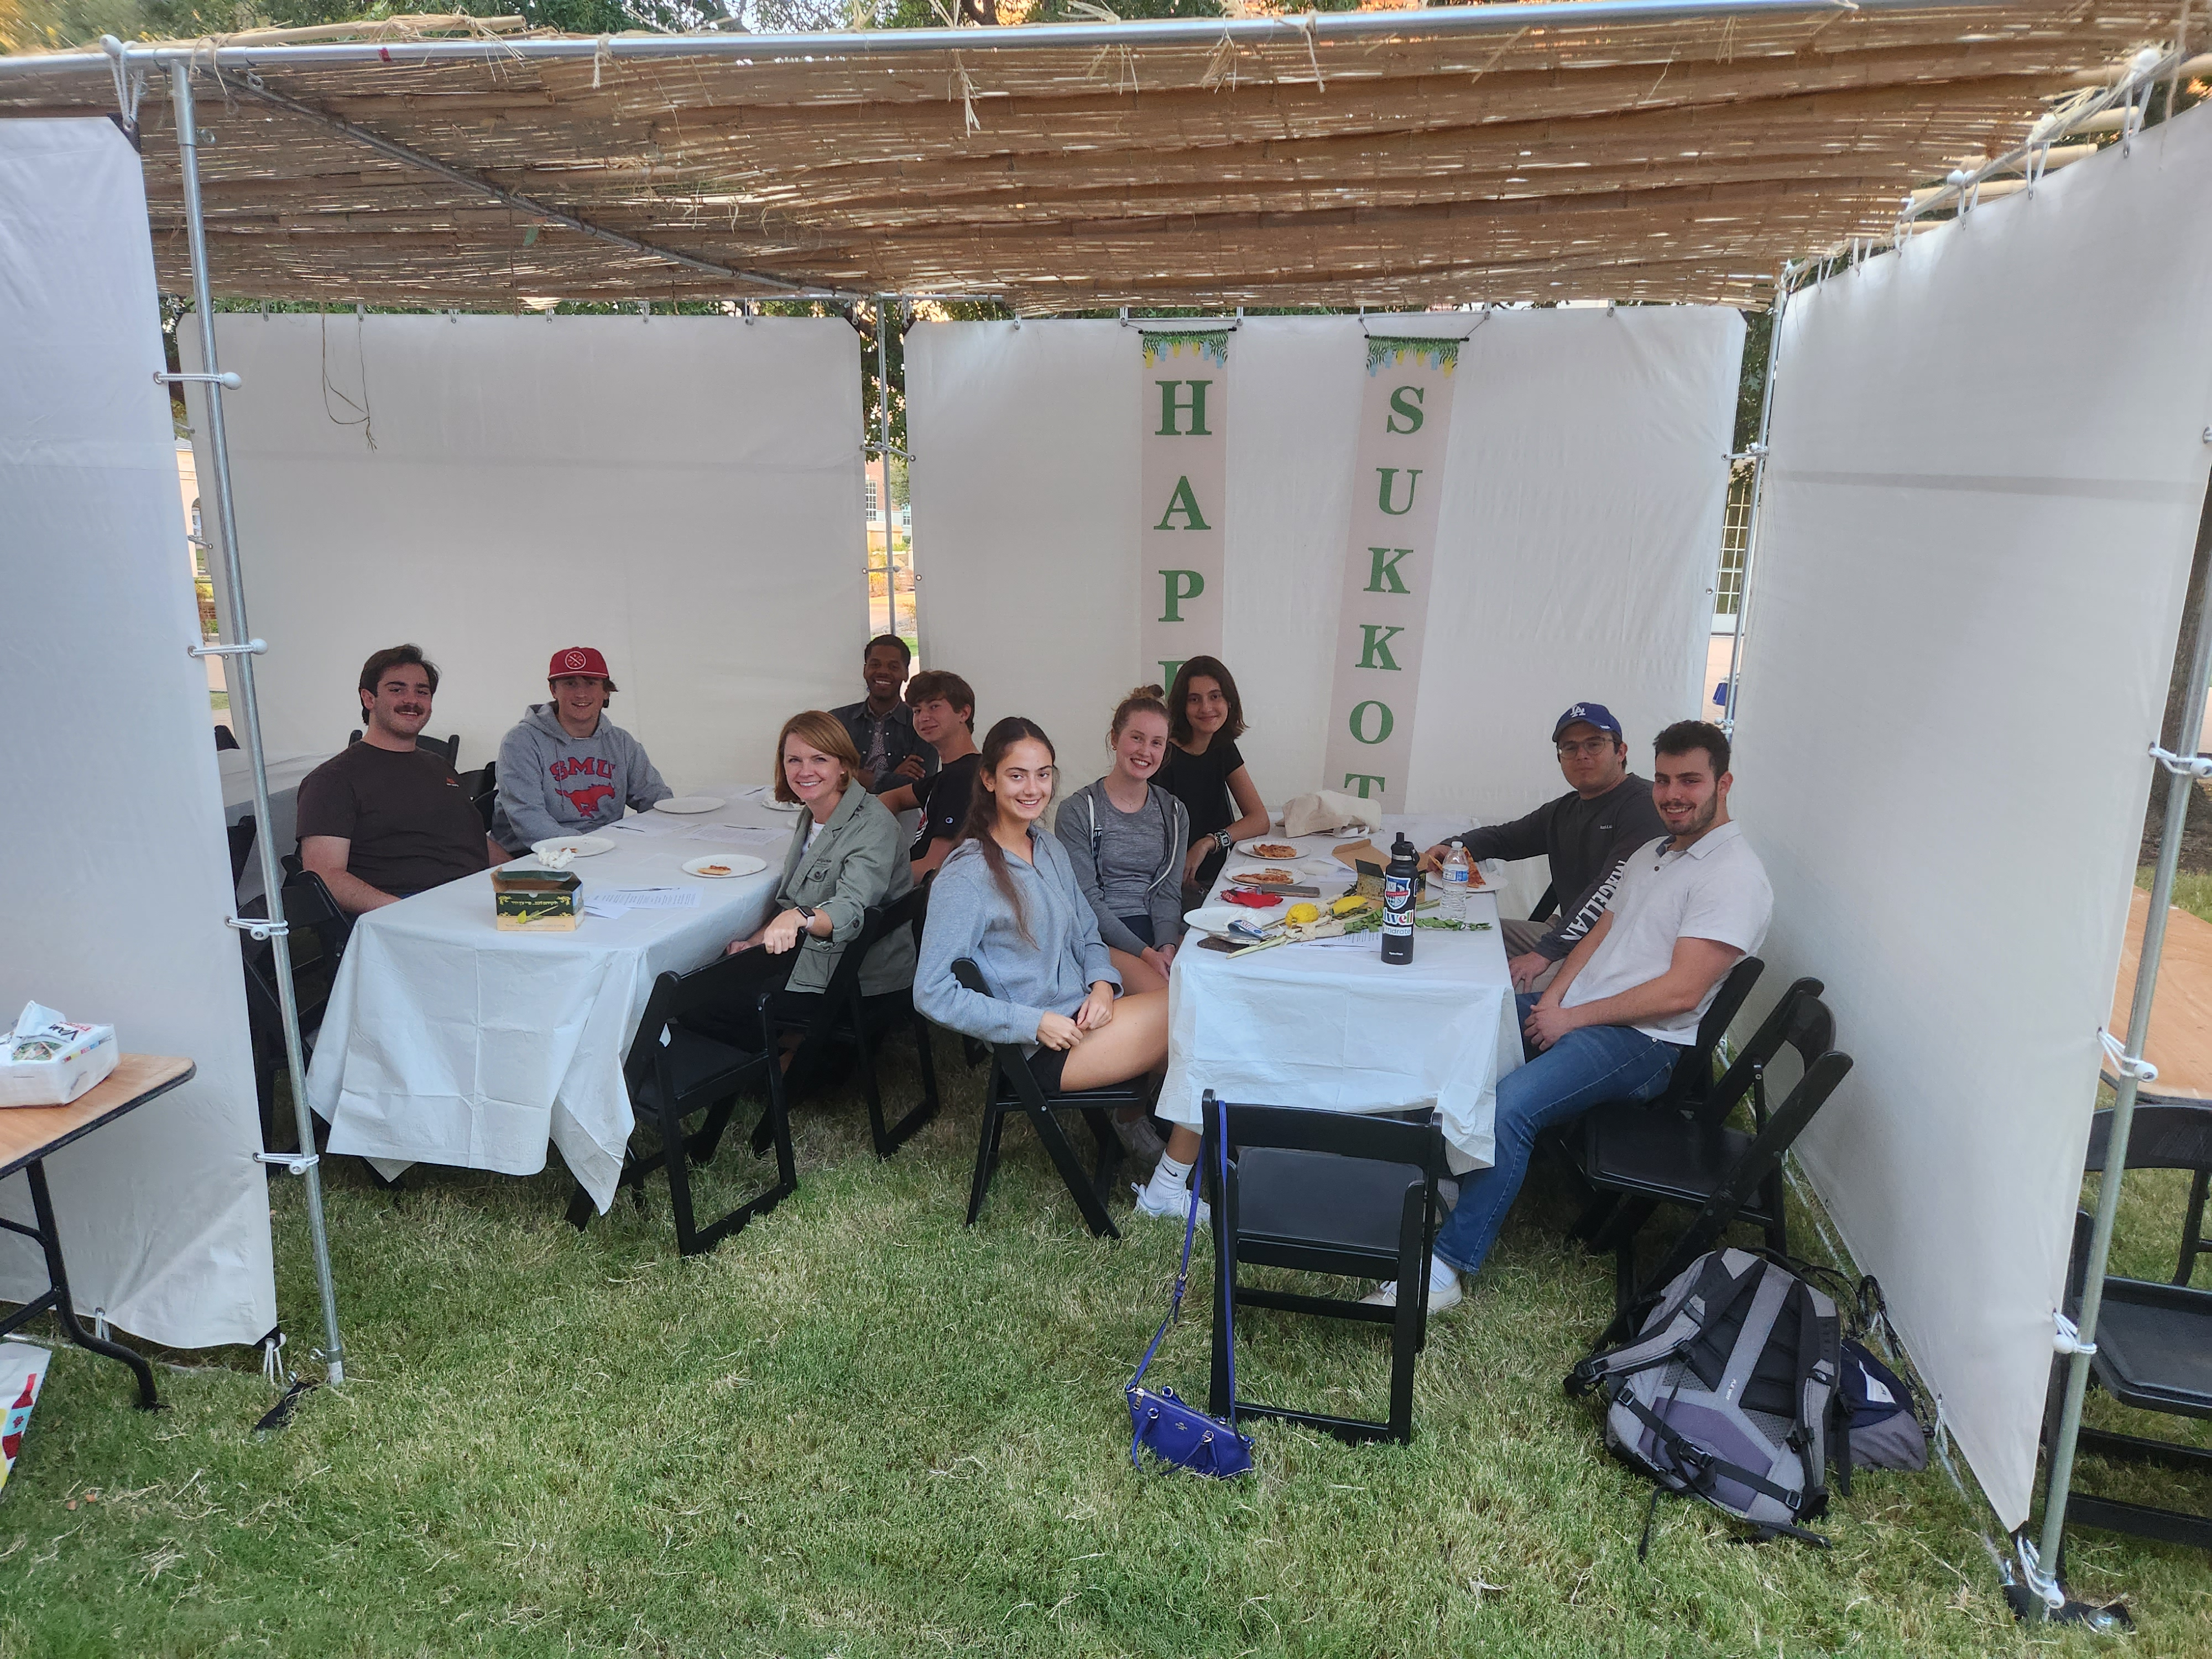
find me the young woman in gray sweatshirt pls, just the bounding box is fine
[1053,687,1188,998]
[916,717,1203,1220]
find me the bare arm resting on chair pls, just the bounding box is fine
[1522,909,1741,1051]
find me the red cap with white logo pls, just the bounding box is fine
[547,646,611,680]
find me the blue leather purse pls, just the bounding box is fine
[1125,1129,1254,1478]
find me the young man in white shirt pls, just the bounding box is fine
[1366,719,1773,1313]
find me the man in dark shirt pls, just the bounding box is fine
[832,635,938,795]
[297,644,509,914]
[1423,702,1666,993]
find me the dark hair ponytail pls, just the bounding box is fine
[957,716,1058,945]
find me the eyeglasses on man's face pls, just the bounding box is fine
[1555,736,1616,759]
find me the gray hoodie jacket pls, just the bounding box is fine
[1053,778,1188,957]
[493,703,671,848]
[914,828,1119,1046]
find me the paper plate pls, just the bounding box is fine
[1235,837,1309,859]
[1186,905,1257,938]
[682,854,768,879]
[531,834,615,859]
[653,796,724,815]
[759,797,805,813]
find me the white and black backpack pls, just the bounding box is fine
[1566,1248,1846,1553]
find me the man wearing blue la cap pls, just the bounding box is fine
[1421,701,1665,993]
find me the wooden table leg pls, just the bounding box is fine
[24,1160,159,1410]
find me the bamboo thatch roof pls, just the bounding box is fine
[0,3,2179,309]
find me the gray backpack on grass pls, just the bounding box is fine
[1566,1248,1844,1553]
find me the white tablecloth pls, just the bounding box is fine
[305,782,798,1209]
[1157,813,1522,1173]
[219,749,328,906]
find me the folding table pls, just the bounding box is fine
[1,1054,195,1408]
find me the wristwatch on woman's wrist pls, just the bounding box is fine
[1213,829,1233,852]
[795,905,816,924]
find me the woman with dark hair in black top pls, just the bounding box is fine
[1154,654,1270,906]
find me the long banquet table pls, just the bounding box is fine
[1156,813,1523,1173]
[305,783,797,1209]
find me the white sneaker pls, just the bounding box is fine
[1130,1180,1210,1225]
[1359,1275,1463,1313]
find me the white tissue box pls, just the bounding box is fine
[2,1018,117,1108]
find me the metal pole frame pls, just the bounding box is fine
[169,61,346,1386]
[2030,538,2212,1609]
[1718,263,1790,735]
[17,0,2034,83]
[872,296,899,642]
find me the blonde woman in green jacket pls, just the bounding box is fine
[724,709,915,1005]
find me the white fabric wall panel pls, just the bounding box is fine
[185,315,866,792]
[909,314,1737,909]
[0,119,276,1347]
[1733,106,2212,1529]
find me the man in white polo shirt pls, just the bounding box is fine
[1366,719,1772,1312]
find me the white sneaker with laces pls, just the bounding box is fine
[1130,1180,1210,1225]
[1358,1274,1463,1313]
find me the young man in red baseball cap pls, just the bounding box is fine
[492,646,672,849]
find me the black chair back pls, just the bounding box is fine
[1699,975,1824,1129]
[1631,1015,1853,1303]
[2084,1100,2212,1286]
[1206,1093,1448,1444]
[623,950,781,1086]
[280,869,354,968]
[1667,954,1765,1112]
[214,723,239,751]
[228,813,257,889]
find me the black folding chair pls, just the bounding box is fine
[1203,1092,1447,1444]
[228,812,257,891]
[568,952,794,1256]
[2083,1102,2212,1286]
[844,887,941,1157]
[745,901,905,1150]
[1556,956,1768,1219]
[238,869,354,1149]
[2046,1180,2212,1554]
[1584,986,1852,1338]
[214,723,239,750]
[953,957,1133,1239]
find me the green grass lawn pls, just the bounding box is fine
[4,1051,2209,1657]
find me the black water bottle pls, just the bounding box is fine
[1381,832,1416,964]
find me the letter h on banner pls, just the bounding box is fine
[1139,330,1229,690]
[1321,337,1464,808]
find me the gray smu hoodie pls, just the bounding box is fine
[492,703,671,848]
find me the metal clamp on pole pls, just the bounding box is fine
[255,1150,319,1177]
[2099,1027,2161,1083]
[2053,1312,2097,1358]
[155,369,242,388]
[190,639,268,660]
[225,915,290,943]
[2148,743,2212,778]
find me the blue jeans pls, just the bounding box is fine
[1434,995,1681,1279]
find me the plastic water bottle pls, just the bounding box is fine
[1440,842,1473,927]
[1382,833,1416,964]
